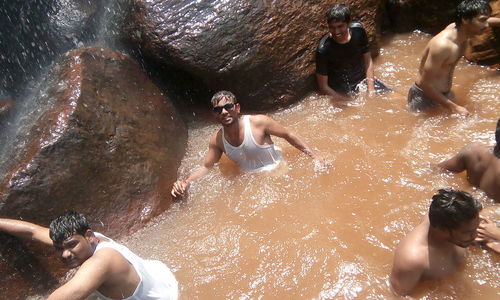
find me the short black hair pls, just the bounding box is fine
[429,189,482,230]
[211,90,236,107]
[49,211,90,244]
[326,3,351,24]
[455,0,491,27]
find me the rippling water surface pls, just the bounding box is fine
[124,32,499,299]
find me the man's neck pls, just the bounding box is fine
[223,115,243,136]
[455,24,472,45]
[428,227,454,249]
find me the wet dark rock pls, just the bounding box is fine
[123,0,386,111]
[384,0,461,34]
[0,47,187,237]
[0,0,103,95]
[465,0,500,67]
[0,233,61,300]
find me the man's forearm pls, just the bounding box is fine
[184,166,211,183]
[284,133,317,159]
[419,82,462,111]
[0,219,51,245]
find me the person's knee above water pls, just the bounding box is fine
[0,211,178,300]
[408,0,491,115]
[170,90,327,198]
[390,189,482,296]
[315,2,391,100]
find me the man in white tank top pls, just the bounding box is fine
[0,211,178,300]
[171,90,327,197]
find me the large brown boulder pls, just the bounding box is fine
[465,0,500,67]
[0,47,187,236]
[123,0,386,110]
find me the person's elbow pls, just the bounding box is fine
[389,274,411,297]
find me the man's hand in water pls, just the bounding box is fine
[171,180,190,197]
[476,217,500,253]
[451,104,470,117]
[313,156,332,172]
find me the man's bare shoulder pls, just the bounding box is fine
[394,224,429,270]
[249,114,274,126]
[427,26,459,55]
[210,129,224,148]
[460,143,492,159]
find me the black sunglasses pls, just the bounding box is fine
[212,103,236,114]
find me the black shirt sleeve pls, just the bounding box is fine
[315,34,330,75]
[357,26,369,54]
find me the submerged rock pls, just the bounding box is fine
[0,47,187,237]
[123,0,385,110]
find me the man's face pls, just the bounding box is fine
[53,232,94,269]
[463,14,490,35]
[211,97,240,127]
[447,215,480,248]
[328,20,349,43]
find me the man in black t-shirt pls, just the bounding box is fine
[316,3,390,100]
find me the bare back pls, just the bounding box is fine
[462,144,500,201]
[417,24,465,93]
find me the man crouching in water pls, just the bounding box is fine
[390,189,482,296]
[0,211,178,300]
[438,118,500,202]
[407,0,491,115]
[171,90,326,197]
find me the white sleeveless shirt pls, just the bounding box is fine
[93,233,178,300]
[222,115,281,171]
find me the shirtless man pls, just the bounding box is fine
[316,3,391,100]
[171,90,324,197]
[408,0,491,115]
[0,211,178,300]
[438,118,500,202]
[390,189,482,296]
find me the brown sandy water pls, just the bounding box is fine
[122,32,500,299]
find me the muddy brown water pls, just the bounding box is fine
[21,32,500,299]
[122,32,500,299]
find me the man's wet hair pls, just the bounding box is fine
[494,118,500,158]
[455,0,491,27]
[211,90,237,107]
[49,211,91,244]
[326,3,351,24]
[429,189,482,230]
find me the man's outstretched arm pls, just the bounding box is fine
[0,218,52,246]
[437,147,469,173]
[259,115,322,161]
[171,132,223,197]
[46,249,113,300]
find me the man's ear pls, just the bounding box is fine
[84,229,95,242]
